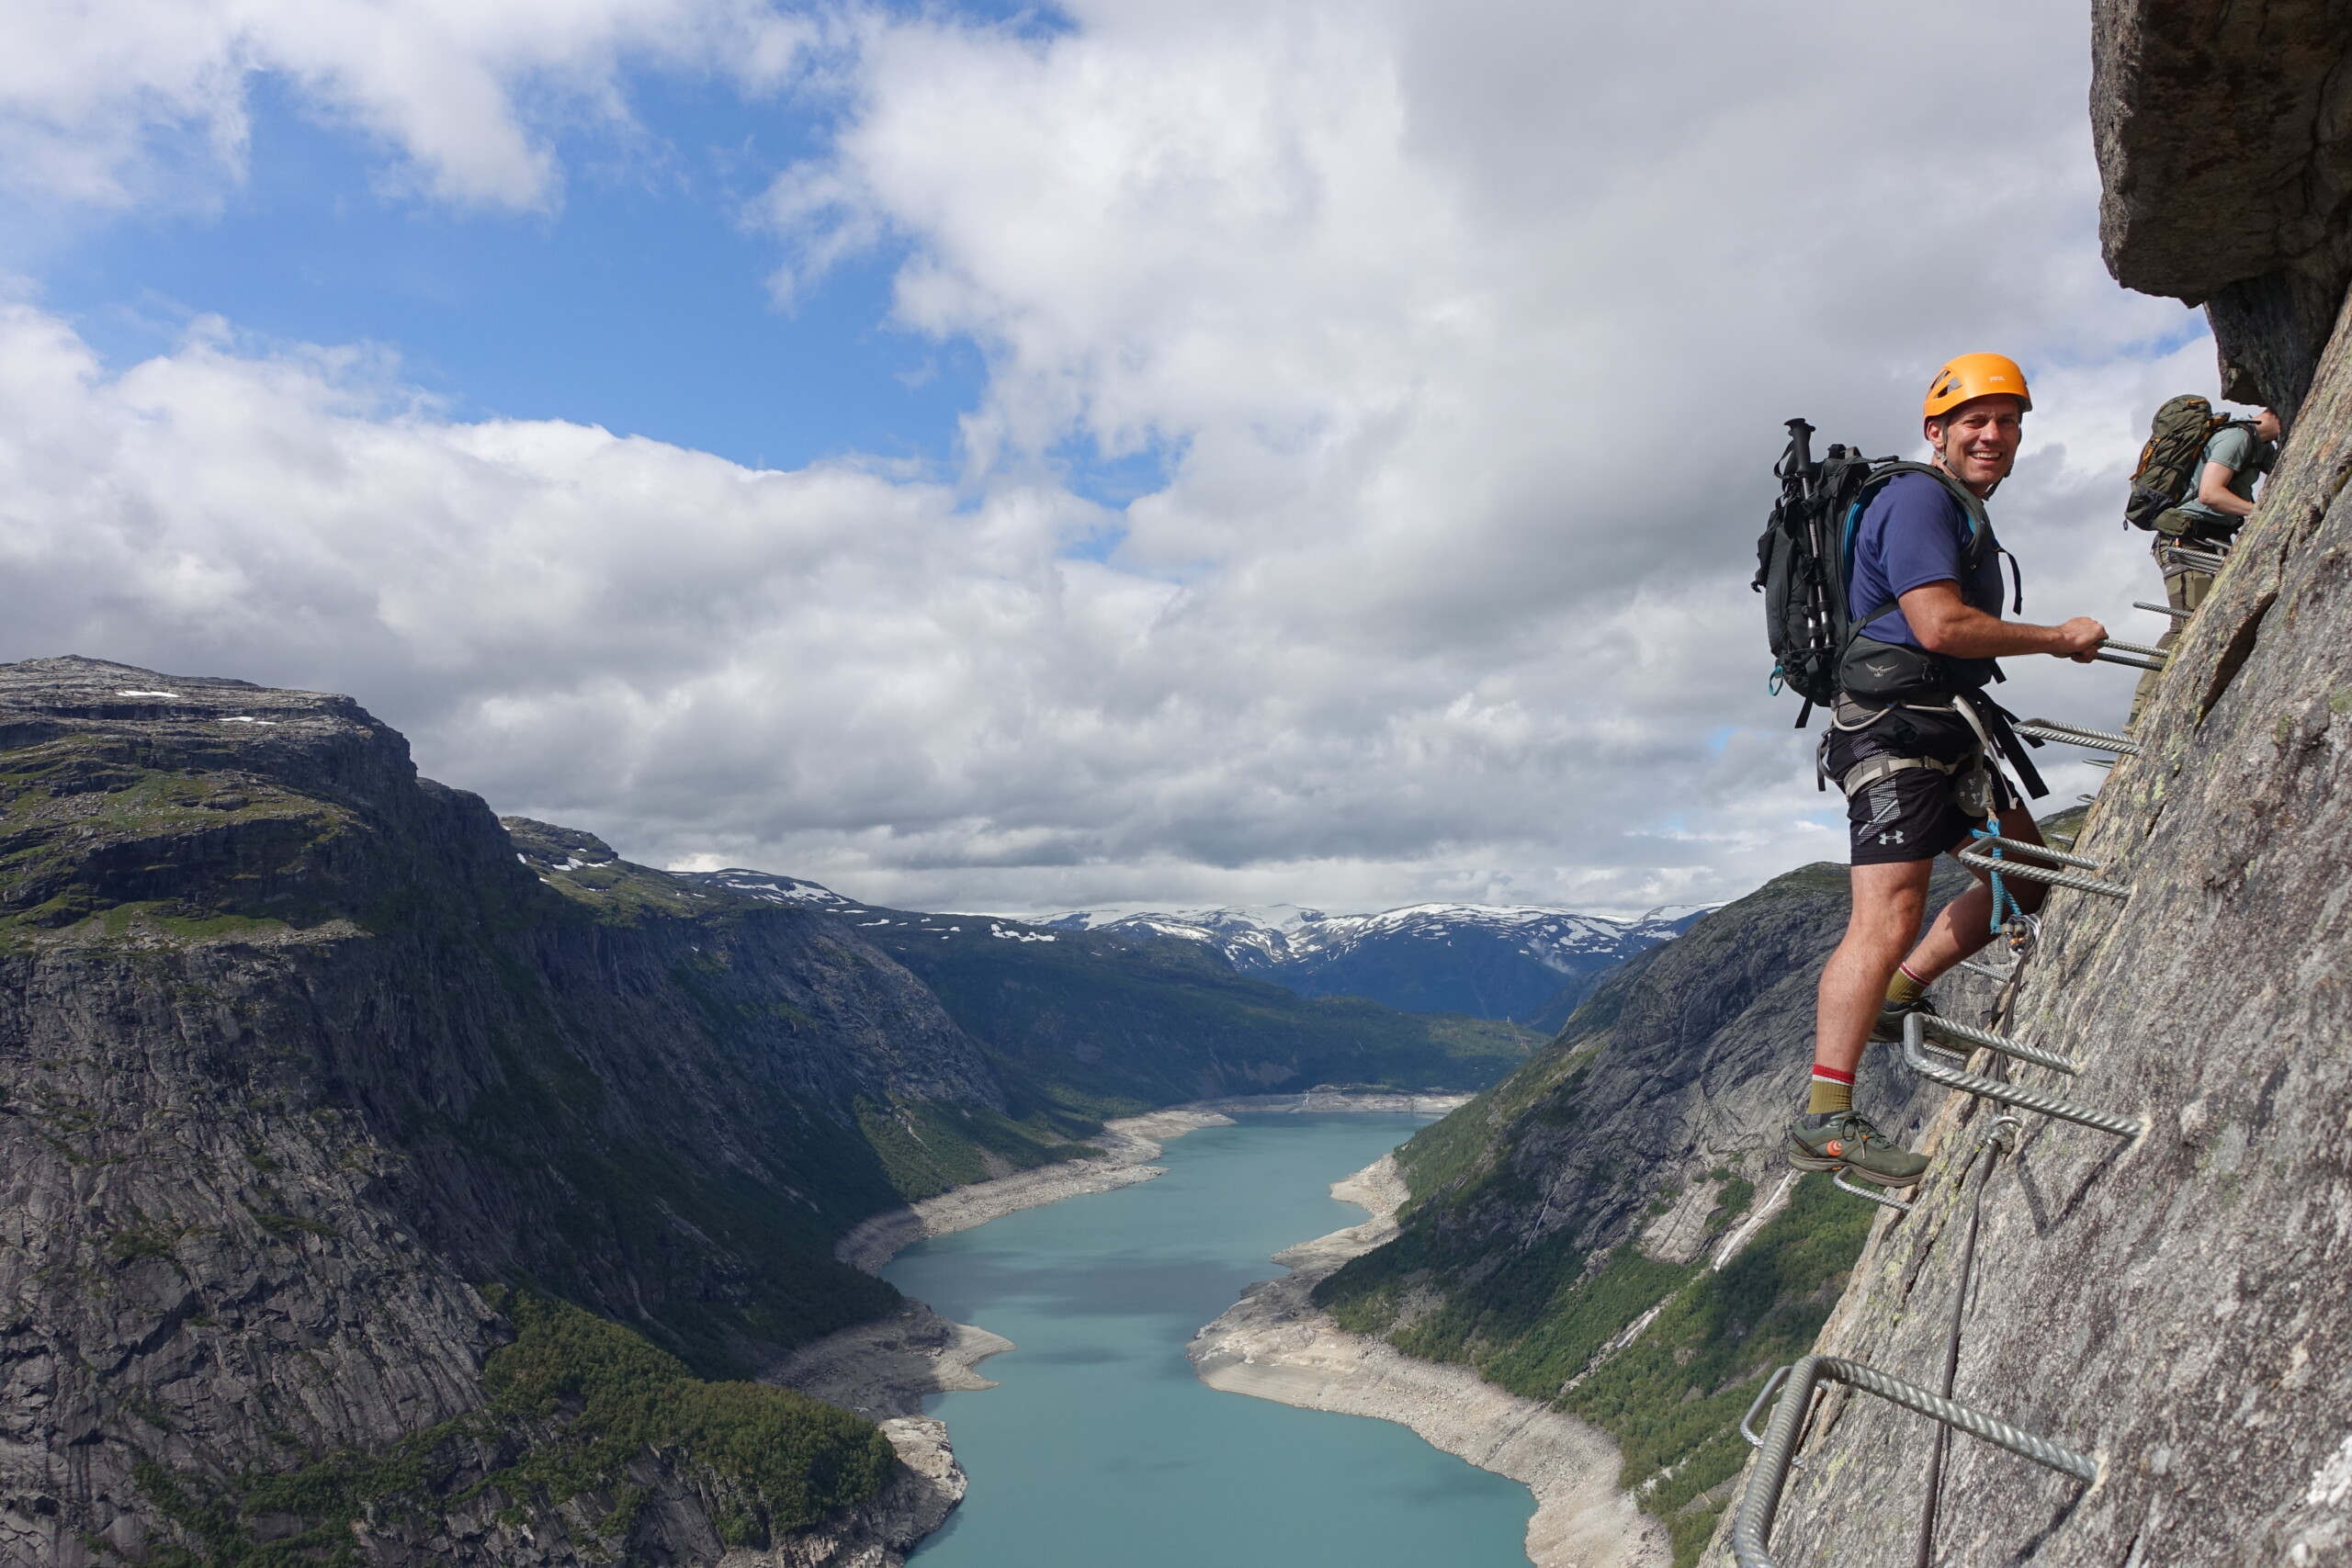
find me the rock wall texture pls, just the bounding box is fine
[1730,41,2352,1564]
[0,657,1031,1565]
[2094,0,2352,417]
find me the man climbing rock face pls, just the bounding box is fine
[1787,354,2107,1188]
[2129,405,2280,725]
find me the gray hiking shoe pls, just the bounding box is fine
[1871,992,1938,1044]
[1784,1111,1929,1187]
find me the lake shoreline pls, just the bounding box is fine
[1186,1155,1669,1568]
[765,1094,1475,1568]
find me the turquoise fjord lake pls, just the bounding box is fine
[886,1114,1536,1568]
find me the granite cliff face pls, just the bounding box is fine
[0,657,1054,1565]
[2095,0,2352,419]
[1709,17,2352,1564]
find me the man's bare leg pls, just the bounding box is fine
[1811,805,2045,1086]
[1813,858,1934,1088]
[1894,804,2045,982]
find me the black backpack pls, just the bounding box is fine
[1751,419,1996,726]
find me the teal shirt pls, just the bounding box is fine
[2177,423,2277,524]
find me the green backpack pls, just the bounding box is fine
[2126,395,2246,529]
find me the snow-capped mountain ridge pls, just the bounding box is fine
[671,866,1713,1025]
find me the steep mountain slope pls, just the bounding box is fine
[0,658,1064,1565]
[1035,901,1707,1022]
[1314,860,2004,1565]
[676,874,1542,1106]
[1734,14,2352,1562]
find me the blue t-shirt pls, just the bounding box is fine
[1847,471,2003,690]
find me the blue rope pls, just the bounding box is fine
[1971,818,2019,933]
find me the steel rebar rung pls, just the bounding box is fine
[1956,847,2132,899]
[2016,718,2142,757]
[2101,636,2170,660]
[1918,1012,2080,1075]
[2134,600,2194,622]
[2164,545,2227,572]
[1730,1354,2098,1568]
[1905,1017,2144,1139]
[1833,1169,1915,1213]
[1967,832,2109,873]
[2093,647,2166,672]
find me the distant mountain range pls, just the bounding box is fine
[683,873,1711,1027]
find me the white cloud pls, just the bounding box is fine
[0,0,2232,913]
[0,0,814,209]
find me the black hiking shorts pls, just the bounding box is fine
[1825,702,2018,866]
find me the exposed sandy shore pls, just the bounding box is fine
[831,1093,1471,1274]
[831,1107,1238,1273]
[770,1094,1479,1566]
[1186,1155,1669,1568]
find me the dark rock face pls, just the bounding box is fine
[2092,0,2352,418]
[1735,85,2352,1568]
[0,658,1011,1564]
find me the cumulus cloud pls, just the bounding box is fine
[0,0,812,208]
[0,0,2227,913]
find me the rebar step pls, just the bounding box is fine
[1957,843,2132,899]
[1904,1015,2143,1138]
[2017,716,2141,756]
[1731,1354,2098,1568]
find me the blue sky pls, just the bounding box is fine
[0,0,2205,914]
[21,69,990,473]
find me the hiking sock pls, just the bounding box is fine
[1807,1064,1854,1116]
[1885,963,1929,1009]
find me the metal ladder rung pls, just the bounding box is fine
[1955,958,2015,984]
[1919,1012,2080,1075]
[2093,646,2166,671]
[1731,1354,2098,1568]
[1967,832,2109,872]
[1833,1170,1915,1213]
[1956,847,2132,899]
[2134,600,2194,622]
[2163,545,2228,574]
[1905,1017,2143,1138]
[2016,718,2141,757]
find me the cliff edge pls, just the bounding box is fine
[1726,15,2352,1564]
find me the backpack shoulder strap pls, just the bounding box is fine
[1843,462,1996,627]
[1865,461,1993,566]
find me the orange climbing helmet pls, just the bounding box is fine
[1923,352,2032,419]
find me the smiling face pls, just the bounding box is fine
[1924,394,2024,496]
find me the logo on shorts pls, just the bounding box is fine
[1877,829,1905,845]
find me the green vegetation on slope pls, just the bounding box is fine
[1318,1174,1876,1567]
[854,1096,1102,1200]
[128,1291,896,1566]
